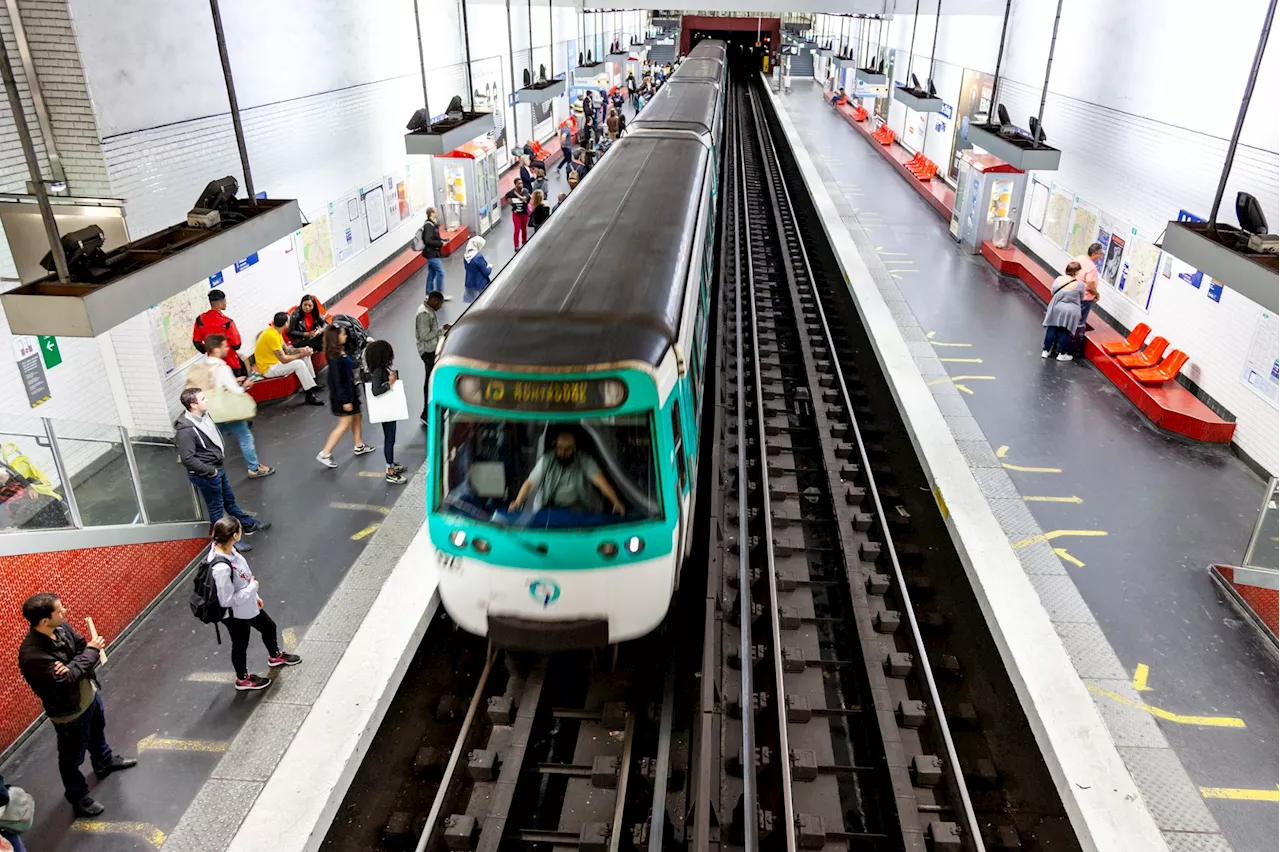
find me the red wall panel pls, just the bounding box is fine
[0,538,206,750]
[680,16,780,56]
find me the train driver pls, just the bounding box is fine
[509,431,625,516]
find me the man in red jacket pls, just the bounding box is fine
[192,289,246,378]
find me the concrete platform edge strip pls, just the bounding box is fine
[762,75,1171,852]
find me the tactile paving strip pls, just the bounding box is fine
[968,467,1020,500]
[1163,832,1235,852]
[1119,747,1222,833]
[943,415,988,443]
[1015,539,1068,575]
[987,497,1044,539]
[263,639,347,705]
[954,440,1002,469]
[1085,679,1168,748]
[1028,574,1096,622]
[161,779,264,852]
[212,702,311,782]
[1053,623,1130,680]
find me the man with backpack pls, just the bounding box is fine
[193,516,300,691]
[414,208,446,295]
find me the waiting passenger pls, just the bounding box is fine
[616,111,627,137]
[317,325,374,467]
[463,236,492,303]
[607,108,620,140]
[509,431,625,515]
[1073,242,1104,355]
[528,190,551,233]
[253,312,324,406]
[202,334,273,479]
[207,516,301,691]
[832,87,848,109]
[416,291,447,425]
[1042,261,1084,362]
[364,340,408,484]
[519,155,534,189]
[506,178,530,250]
[286,294,328,351]
[192,289,247,379]
[552,191,568,213]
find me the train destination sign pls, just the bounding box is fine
[456,375,628,411]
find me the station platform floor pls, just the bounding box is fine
[0,184,534,851]
[775,79,1276,852]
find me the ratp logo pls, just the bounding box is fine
[529,579,561,607]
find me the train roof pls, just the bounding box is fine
[671,57,722,82]
[629,79,720,136]
[442,135,711,369]
[687,40,727,60]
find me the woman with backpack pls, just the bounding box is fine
[317,325,374,468]
[208,516,300,691]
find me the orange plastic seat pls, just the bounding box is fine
[1131,350,1189,384]
[1102,322,1151,356]
[852,106,868,121]
[914,161,937,181]
[1116,336,1168,368]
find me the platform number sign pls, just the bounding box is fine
[38,335,61,369]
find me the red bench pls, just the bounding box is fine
[246,248,425,403]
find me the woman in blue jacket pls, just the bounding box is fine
[317,325,375,467]
[463,236,492,303]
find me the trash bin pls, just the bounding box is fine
[992,217,1014,248]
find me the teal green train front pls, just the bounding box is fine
[426,365,677,575]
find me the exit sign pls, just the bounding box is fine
[38,335,62,368]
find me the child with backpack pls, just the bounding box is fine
[196,516,301,691]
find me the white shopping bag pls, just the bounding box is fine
[364,380,408,424]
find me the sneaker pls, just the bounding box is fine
[1041,350,1051,358]
[247,466,276,479]
[1056,353,1073,361]
[317,452,337,468]
[268,652,302,668]
[233,540,253,553]
[243,520,272,535]
[386,471,407,484]
[353,444,377,456]
[235,674,272,691]
[391,463,408,475]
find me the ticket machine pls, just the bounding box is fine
[434,138,503,237]
[949,150,1026,254]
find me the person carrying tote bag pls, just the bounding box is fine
[193,334,273,478]
[364,340,409,484]
[0,771,35,851]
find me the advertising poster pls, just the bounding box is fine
[445,164,467,205]
[1025,179,1050,231]
[1242,309,1279,407]
[1101,232,1125,286]
[948,68,995,180]
[875,49,895,122]
[363,185,388,242]
[470,56,508,158]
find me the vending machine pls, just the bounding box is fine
[949,150,1026,254]
[434,138,503,237]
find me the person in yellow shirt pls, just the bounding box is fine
[254,312,323,405]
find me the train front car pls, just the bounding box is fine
[426,132,716,652]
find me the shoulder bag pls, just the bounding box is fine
[0,785,35,834]
[206,386,257,423]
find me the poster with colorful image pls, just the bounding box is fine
[1101,232,1125,286]
[948,67,995,180]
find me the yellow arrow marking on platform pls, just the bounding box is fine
[352,524,382,541]
[875,247,908,255]
[71,821,166,848]
[185,672,237,683]
[1053,547,1085,568]
[1132,664,1153,692]
[283,627,298,653]
[881,259,915,264]
[329,502,392,515]
[996,445,1062,473]
[137,733,228,753]
[1024,495,1083,503]
[939,357,983,363]
[928,375,994,386]
[1086,684,1246,728]
[1200,786,1278,802]
[1011,529,1108,549]
[927,331,972,348]
[890,269,919,275]
[996,445,1009,457]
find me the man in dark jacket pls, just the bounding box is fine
[175,387,269,552]
[18,593,136,817]
[420,207,445,295]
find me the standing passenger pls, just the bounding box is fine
[606,108,620,140]
[364,340,408,484]
[528,190,551,233]
[1073,242,1104,354]
[192,289,247,380]
[420,207,446,294]
[1042,261,1084,362]
[317,326,375,467]
[506,178,530,250]
[207,517,301,691]
[463,237,492,303]
[416,291,446,426]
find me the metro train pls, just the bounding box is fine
[424,40,729,650]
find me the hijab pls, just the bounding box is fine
[464,236,486,264]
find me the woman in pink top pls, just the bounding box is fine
[1072,242,1104,354]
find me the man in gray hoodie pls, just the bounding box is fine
[175,388,270,552]
[415,291,446,426]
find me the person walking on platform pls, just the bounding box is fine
[364,340,408,484]
[1042,261,1084,362]
[192,289,247,380]
[203,334,274,479]
[207,517,301,691]
[317,326,374,467]
[506,178,530,250]
[18,593,137,817]
[558,123,575,177]
[419,207,446,294]
[416,291,446,425]
[463,236,493,303]
[176,388,271,553]
[1072,242,1104,355]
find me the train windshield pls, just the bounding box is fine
[438,410,662,530]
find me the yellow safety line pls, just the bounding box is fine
[1086,684,1246,728]
[1052,547,1085,568]
[927,375,995,386]
[185,672,237,683]
[1023,495,1082,503]
[352,523,382,541]
[930,340,973,347]
[1132,664,1152,692]
[1003,462,1064,473]
[283,627,298,652]
[138,733,228,753]
[939,357,983,363]
[1200,786,1278,801]
[329,502,392,515]
[71,821,167,848]
[1012,529,1108,549]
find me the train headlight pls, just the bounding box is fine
[449,530,467,548]
[625,536,645,555]
[472,538,491,554]
[598,541,619,558]
[602,379,627,407]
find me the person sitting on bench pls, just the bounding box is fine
[254,312,323,406]
[832,87,848,109]
[287,294,329,351]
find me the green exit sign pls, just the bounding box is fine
[38,335,61,369]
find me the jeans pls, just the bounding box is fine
[53,692,113,803]
[3,833,26,852]
[420,353,436,420]
[382,421,397,466]
[188,469,258,529]
[558,149,573,174]
[217,420,259,471]
[425,257,445,293]
[1043,325,1072,355]
[512,211,529,249]
[225,610,281,679]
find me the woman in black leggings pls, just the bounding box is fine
[209,516,301,691]
[365,340,408,484]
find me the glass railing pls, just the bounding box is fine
[1242,477,1279,570]
[0,413,205,534]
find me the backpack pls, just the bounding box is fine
[411,225,426,253]
[190,552,232,642]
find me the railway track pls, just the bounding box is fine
[712,77,984,852]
